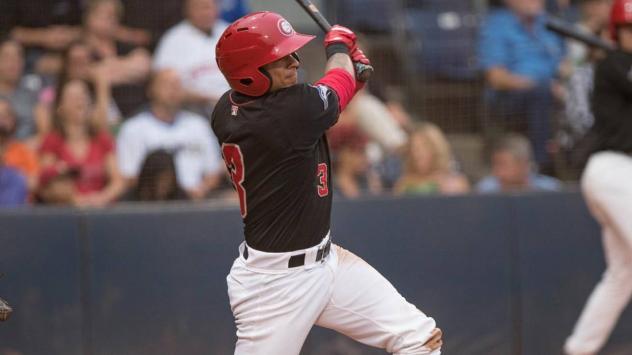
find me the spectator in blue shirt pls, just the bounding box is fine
[220,0,249,23]
[0,107,28,207]
[476,133,562,193]
[478,0,566,169]
[0,166,28,207]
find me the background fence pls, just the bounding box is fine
[2,192,632,355]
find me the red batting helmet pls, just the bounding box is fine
[610,0,632,40]
[215,12,315,97]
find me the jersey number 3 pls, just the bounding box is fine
[317,163,329,197]
[222,143,247,217]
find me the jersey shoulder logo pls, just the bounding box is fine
[313,84,329,110]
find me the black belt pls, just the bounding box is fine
[242,240,332,268]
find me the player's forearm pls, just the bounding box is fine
[325,53,354,78]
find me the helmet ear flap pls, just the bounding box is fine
[233,70,271,96]
[258,67,273,94]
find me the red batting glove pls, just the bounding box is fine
[351,48,370,66]
[324,25,357,52]
[351,48,370,92]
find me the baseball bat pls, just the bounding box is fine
[294,0,374,82]
[545,16,615,52]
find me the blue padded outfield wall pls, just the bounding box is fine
[1,192,631,355]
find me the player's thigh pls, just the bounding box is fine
[227,261,334,355]
[582,152,632,248]
[315,245,438,353]
[600,226,632,277]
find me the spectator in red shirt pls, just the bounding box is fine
[38,78,124,207]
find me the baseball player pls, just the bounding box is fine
[211,12,442,355]
[564,1,632,354]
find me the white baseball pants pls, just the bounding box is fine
[226,234,440,355]
[565,152,632,355]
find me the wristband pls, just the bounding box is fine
[325,43,350,59]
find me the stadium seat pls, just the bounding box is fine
[405,6,481,80]
[330,0,397,34]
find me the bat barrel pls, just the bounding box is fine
[295,0,332,32]
[294,0,374,82]
[545,16,615,51]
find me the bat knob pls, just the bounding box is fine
[355,63,373,82]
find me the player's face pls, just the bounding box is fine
[262,54,300,93]
[618,25,632,53]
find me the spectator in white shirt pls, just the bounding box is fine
[117,69,223,200]
[153,0,230,117]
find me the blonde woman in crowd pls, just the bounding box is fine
[395,122,470,196]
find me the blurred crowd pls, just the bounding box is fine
[0,0,613,208]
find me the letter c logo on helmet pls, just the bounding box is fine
[215,12,315,97]
[278,19,295,36]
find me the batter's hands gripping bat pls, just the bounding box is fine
[545,16,615,52]
[294,0,374,82]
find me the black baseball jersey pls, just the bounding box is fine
[590,50,632,153]
[212,83,340,252]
